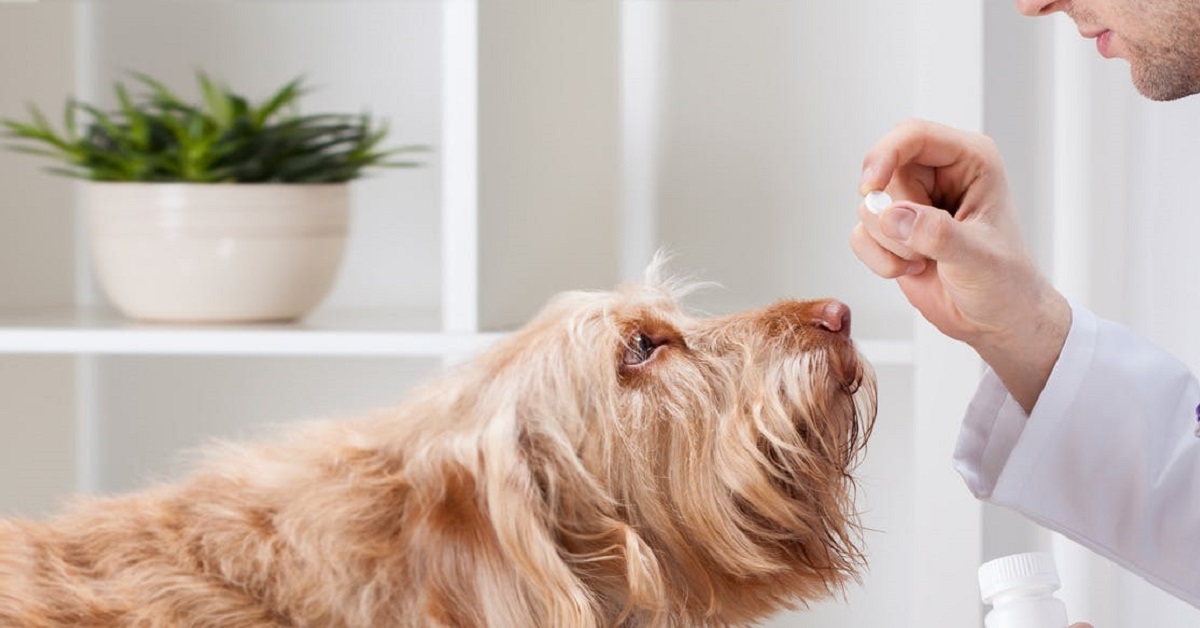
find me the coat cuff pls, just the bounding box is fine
[953,301,1097,498]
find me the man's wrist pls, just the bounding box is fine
[974,285,1072,414]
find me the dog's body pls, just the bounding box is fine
[0,272,876,627]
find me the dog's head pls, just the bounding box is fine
[444,266,877,624]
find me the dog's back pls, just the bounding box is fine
[0,487,302,627]
[0,412,553,628]
[0,417,400,627]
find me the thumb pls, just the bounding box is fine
[878,203,969,264]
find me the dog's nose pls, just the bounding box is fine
[814,300,851,336]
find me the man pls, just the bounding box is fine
[851,1,1200,626]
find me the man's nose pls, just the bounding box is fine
[1015,0,1067,17]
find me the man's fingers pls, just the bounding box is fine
[878,202,975,265]
[857,201,922,261]
[850,223,927,279]
[859,118,983,195]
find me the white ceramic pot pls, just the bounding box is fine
[87,183,350,323]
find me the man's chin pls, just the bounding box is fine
[1130,62,1200,102]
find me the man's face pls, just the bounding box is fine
[1017,0,1200,101]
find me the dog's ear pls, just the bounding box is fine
[476,410,605,625]
[509,420,670,623]
[609,520,668,622]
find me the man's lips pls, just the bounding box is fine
[1096,30,1115,58]
[1080,27,1116,58]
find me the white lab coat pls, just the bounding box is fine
[953,302,1200,608]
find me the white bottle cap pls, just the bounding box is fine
[863,190,892,215]
[978,552,1061,604]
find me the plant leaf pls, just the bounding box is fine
[114,82,151,150]
[197,71,233,130]
[253,76,307,128]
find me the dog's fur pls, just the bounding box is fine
[0,268,876,627]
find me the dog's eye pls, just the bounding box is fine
[623,332,661,367]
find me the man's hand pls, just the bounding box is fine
[851,119,1071,413]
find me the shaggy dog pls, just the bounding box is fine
[0,270,876,627]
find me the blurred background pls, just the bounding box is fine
[0,0,1197,625]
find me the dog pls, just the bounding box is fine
[0,267,876,627]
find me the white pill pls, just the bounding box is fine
[863,190,892,215]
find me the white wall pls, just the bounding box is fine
[0,4,78,517]
[648,0,919,341]
[91,357,440,492]
[1128,95,1200,374]
[477,0,622,330]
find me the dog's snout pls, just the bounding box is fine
[814,300,851,337]
[816,301,854,336]
[752,299,855,340]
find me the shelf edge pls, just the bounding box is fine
[0,330,508,357]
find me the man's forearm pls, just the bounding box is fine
[974,287,1072,414]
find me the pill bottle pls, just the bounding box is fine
[978,552,1069,628]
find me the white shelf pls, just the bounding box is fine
[0,307,505,357]
[0,306,914,364]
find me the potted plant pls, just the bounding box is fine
[1,73,425,323]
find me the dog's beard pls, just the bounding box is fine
[725,345,875,584]
[758,346,876,581]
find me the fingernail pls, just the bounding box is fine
[880,207,916,241]
[858,165,877,194]
[906,260,926,275]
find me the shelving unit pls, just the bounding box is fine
[0,2,982,627]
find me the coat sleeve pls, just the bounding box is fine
[953,302,1200,608]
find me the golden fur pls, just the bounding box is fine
[0,269,876,627]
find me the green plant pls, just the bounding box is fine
[1,72,426,183]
